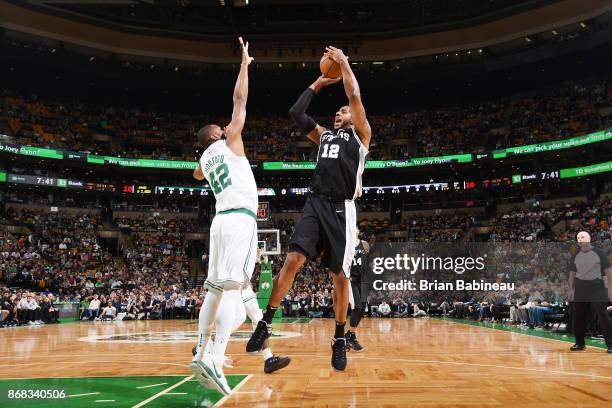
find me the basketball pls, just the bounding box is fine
[320,55,341,78]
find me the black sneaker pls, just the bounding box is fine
[607,344,612,354]
[264,355,291,373]
[345,332,364,353]
[246,320,271,354]
[331,338,347,371]
[192,346,198,356]
[570,344,586,351]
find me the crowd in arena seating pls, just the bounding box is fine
[1,77,609,162]
[0,88,203,157]
[492,198,612,242]
[0,289,60,327]
[124,230,190,289]
[115,216,199,233]
[555,197,612,242]
[0,209,198,326]
[76,287,203,322]
[1,210,110,294]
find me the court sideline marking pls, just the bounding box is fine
[136,382,168,389]
[131,375,194,408]
[67,392,101,398]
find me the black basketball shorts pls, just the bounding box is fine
[289,194,357,277]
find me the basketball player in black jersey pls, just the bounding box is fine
[247,46,371,371]
[346,229,371,352]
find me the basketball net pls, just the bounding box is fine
[256,247,268,264]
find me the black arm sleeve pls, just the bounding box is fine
[289,88,317,134]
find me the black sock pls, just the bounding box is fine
[335,321,345,339]
[263,305,277,324]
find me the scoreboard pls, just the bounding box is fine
[257,202,270,222]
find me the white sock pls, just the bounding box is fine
[211,289,242,360]
[203,335,214,355]
[193,290,222,361]
[262,348,273,360]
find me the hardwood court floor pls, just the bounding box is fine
[0,318,611,407]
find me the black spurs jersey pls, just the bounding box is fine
[350,240,369,280]
[309,127,368,200]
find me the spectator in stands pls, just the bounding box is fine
[39,295,59,324]
[528,301,554,328]
[184,294,197,320]
[394,300,410,318]
[100,301,117,321]
[0,292,16,327]
[412,303,428,318]
[174,294,186,319]
[378,301,391,317]
[81,294,101,320]
[19,293,43,325]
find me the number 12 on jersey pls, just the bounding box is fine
[208,163,232,194]
[321,144,339,159]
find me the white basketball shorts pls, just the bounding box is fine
[204,209,258,293]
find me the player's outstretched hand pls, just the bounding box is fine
[239,37,254,65]
[313,75,341,92]
[324,46,348,64]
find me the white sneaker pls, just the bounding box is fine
[189,355,231,395]
[192,345,233,368]
[189,360,215,390]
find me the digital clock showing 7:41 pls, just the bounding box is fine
[540,171,559,179]
[35,177,56,185]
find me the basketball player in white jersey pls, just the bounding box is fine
[189,37,289,395]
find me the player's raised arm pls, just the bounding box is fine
[193,165,205,181]
[324,46,372,149]
[192,146,205,180]
[224,37,253,156]
[289,75,341,145]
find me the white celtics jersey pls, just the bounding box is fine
[199,140,258,214]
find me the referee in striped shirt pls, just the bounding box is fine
[568,231,612,353]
